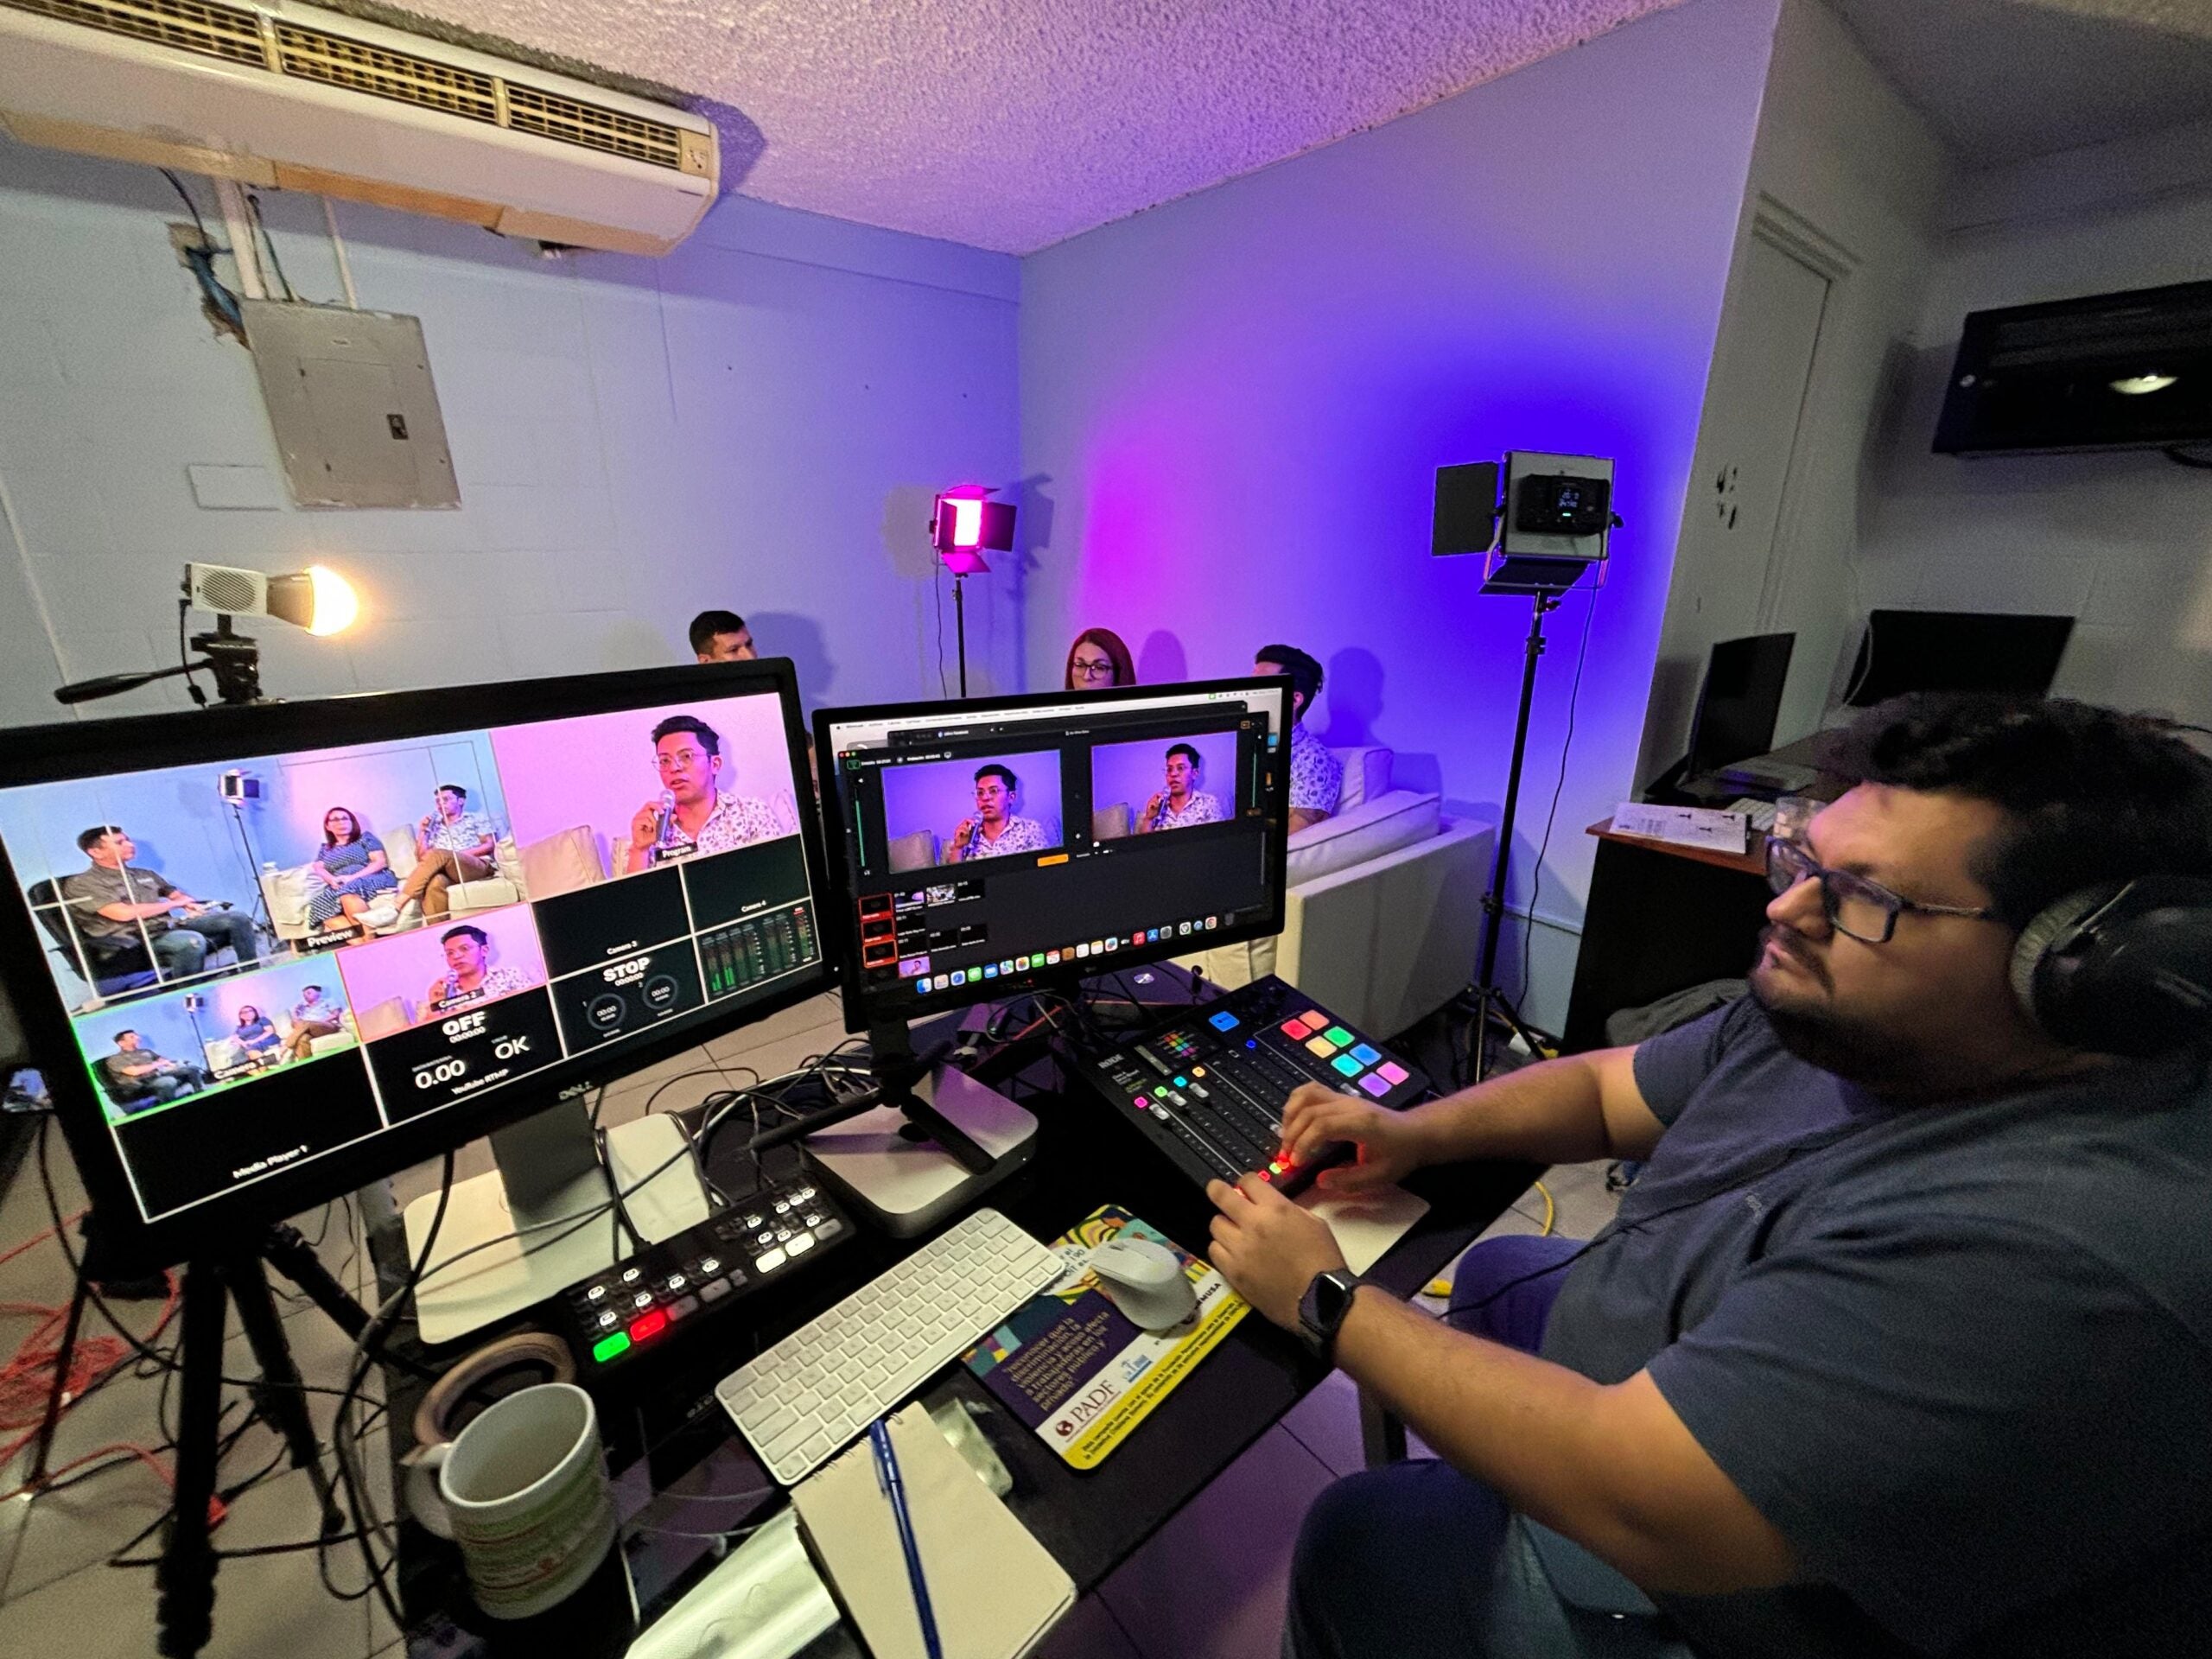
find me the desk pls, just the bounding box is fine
[1560,819,1771,1053]
[378,1036,1533,1654]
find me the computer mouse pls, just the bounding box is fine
[1087,1236,1199,1331]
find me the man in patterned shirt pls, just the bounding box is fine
[624,714,784,873]
[396,783,499,920]
[1255,645,1342,832]
[949,764,1053,862]
[419,924,537,1020]
[1138,743,1226,832]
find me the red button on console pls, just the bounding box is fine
[627,1309,668,1344]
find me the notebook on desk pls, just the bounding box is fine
[792,1403,1074,1659]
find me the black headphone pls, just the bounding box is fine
[2010,874,2212,1056]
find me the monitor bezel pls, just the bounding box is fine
[0,659,836,1274]
[812,677,1294,1034]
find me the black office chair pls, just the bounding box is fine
[27,878,162,998]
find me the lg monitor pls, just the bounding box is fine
[813,678,1294,1039]
[1685,632,1796,780]
[1846,610,2075,708]
[0,662,830,1281]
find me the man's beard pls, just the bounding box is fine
[1749,927,1887,1084]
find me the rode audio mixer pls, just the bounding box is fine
[1071,976,1428,1195]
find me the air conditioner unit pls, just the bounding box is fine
[0,0,719,257]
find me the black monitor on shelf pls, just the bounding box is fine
[0,661,831,1280]
[1846,610,2075,707]
[1685,632,1796,780]
[812,678,1294,1040]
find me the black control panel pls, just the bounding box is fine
[1072,976,1428,1195]
[565,1174,852,1373]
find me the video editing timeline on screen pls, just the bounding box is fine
[0,681,820,1227]
[1075,976,1427,1197]
[831,692,1282,1001]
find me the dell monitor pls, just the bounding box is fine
[0,662,831,1294]
[813,678,1294,1039]
[1846,610,2075,708]
[1685,632,1796,780]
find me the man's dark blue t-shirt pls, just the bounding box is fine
[1540,998,2212,1657]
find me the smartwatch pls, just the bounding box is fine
[1297,1269,1363,1363]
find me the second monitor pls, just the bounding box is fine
[814,678,1294,1034]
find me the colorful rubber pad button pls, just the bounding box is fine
[1281,1020,1311,1039]
[1324,1027,1356,1048]
[1358,1074,1394,1098]
[1306,1035,1338,1058]
[1331,1053,1363,1077]
[1351,1044,1381,1066]
[1210,1011,1241,1031]
[1377,1062,1409,1085]
[1298,1011,1328,1030]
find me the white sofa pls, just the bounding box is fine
[1185,745,1491,1039]
[259,824,531,944]
[203,1008,360,1074]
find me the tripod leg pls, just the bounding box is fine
[26,1268,92,1487]
[156,1262,226,1659]
[257,1221,370,1341]
[231,1266,346,1535]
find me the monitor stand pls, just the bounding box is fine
[404,1103,714,1347]
[802,1022,1037,1240]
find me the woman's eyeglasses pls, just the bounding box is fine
[1071,660,1116,681]
[1764,836,1995,944]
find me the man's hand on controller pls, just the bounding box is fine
[1279,1083,1428,1196]
[1205,1173,1348,1330]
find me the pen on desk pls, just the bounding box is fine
[870,1418,944,1659]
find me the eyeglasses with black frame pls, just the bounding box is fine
[1764,835,1996,944]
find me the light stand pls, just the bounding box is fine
[1465,592,1563,1083]
[929,487,1016,701]
[951,570,972,697]
[1433,451,1618,1083]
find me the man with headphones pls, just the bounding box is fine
[1205,693,2212,1659]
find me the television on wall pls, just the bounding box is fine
[1933,279,2212,456]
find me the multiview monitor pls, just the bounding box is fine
[0,662,830,1272]
[814,678,1294,1034]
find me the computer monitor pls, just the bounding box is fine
[1685,632,1796,779]
[0,662,830,1275]
[813,678,1294,1036]
[1846,610,2075,708]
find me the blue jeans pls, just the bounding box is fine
[150,909,259,978]
[1281,1235,1695,1659]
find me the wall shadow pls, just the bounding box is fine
[1136,632,1189,686]
[750,611,834,712]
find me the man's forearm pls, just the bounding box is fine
[1332,1290,1790,1594]
[1401,1052,1624,1166]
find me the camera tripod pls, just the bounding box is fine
[29,1220,378,1658]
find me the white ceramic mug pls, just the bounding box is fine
[403,1382,618,1620]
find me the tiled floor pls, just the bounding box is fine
[0,991,1622,1659]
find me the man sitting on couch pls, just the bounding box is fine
[1254,645,1342,833]
[396,784,500,921]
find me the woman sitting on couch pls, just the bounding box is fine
[308,807,399,940]
[232,1003,282,1068]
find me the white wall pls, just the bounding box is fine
[1019,0,1783,1029]
[1854,129,2212,726]
[0,138,1020,731]
[1637,0,1951,787]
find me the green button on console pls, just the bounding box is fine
[592,1332,632,1363]
[1324,1026,1355,1047]
[1331,1053,1363,1077]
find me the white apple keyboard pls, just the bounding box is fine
[714,1208,1065,1484]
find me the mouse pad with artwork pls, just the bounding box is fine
[958,1206,1249,1470]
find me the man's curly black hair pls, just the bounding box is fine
[1815,694,2212,930]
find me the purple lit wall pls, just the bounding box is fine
[1019,0,1781,1023]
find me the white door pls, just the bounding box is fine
[1638,223,1834,785]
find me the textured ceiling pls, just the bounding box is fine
[1833,0,2212,163]
[367,0,1683,253]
